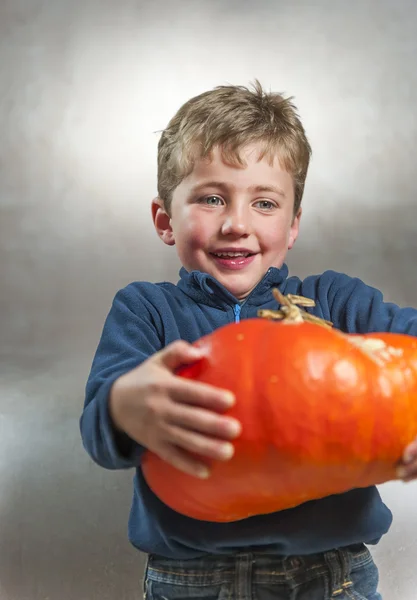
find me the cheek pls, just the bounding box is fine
[260,224,290,251]
[176,213,212,249]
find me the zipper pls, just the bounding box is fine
[231,268,275,323]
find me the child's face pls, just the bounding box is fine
[154,143,301,300]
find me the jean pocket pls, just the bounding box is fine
[145,579,231,600]
[332,586,381,600]
[340,555,381,600]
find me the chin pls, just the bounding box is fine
[225,286,251,301]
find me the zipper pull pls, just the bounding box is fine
[234,304,241,323]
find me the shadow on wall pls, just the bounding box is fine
[0,356,144,600]
[288,192,417,308]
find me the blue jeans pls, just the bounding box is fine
[143,544,382,599]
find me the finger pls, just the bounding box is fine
[402,473,417,483]
[157,340,206,371]
[156,443,212,479]
[164,423,236,462]
[167,402,241,440]
[397,465,417,481]
[403,441,417,464]
[170,377,235,411]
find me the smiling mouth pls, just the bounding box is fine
[209,252,257,270]
[210,251,255,258]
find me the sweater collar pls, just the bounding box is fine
[177,264,289,307]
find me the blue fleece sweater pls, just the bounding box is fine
[80,265,417,559]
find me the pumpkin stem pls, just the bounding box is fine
[257,289,333,329]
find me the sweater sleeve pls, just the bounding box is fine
[322,271,417,335]
[80,285,163,470]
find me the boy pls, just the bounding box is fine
[80,81,417,599]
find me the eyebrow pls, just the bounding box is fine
[190,181,286,198]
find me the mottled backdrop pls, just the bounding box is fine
[1,1,416,598]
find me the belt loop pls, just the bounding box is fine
[325,549,351,597]
[235,553,252,600]
[142,555,150,599]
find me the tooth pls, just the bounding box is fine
[214,251,250,257]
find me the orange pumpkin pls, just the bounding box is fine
[141,292,417,522]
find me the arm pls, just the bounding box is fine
[80,285,240,476]
[80,285,163,470]
[323,271,417,335]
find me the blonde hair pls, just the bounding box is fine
[157,80,311,215]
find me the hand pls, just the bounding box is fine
[109,340,241,479]
[397,437,417,482]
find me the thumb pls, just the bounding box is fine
[157,339,206,372]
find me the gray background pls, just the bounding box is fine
[1,1,416,598]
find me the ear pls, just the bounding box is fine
[151,197,175,246]
[288,207,302,249]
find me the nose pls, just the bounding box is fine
[221,205,251,237]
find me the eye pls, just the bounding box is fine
[199,195,224,206]
[254,199,277,210]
